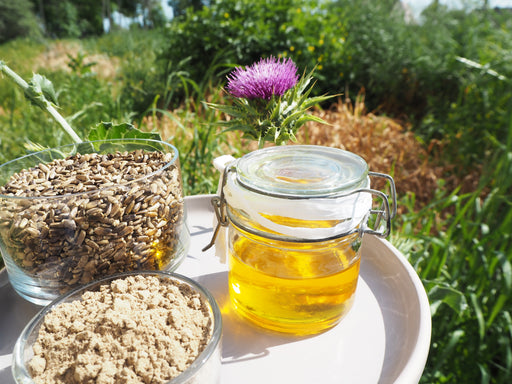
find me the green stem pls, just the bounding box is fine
[0,60,82,144]
[45,103,82,143]
[0,61,28,90]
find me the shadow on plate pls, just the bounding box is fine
[0,272,41,355]
[195,271,317,364]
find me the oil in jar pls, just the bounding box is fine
[228,223,361,335]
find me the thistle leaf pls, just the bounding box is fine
[30,74,58,105]
[281,109,308,127]
[205,102,247,119]
[302,94,336,109]
[294,114,330,129]
[88,122,162,141]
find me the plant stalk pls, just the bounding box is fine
[45,103,82,143]
[0,60,83,144]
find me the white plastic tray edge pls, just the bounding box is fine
[184,194,432,384]
[365,235,431,384]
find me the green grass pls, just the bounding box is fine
[392,124,512,382]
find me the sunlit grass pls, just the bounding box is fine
[392,126,512,382]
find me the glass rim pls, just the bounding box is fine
[0,138,179,201]
[235,145,369,199]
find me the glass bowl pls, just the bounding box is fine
[12,271,222,384]
[0,139,190,305]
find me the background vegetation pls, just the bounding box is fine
[1,0,512,382]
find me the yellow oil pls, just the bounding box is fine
[228,223,361,335]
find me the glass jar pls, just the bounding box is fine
[208,145,396,335]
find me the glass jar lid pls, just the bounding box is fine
[236,145,369,198]
[201,146,396,251]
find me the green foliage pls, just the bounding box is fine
[66,52,97,76]
[41,0,82,38]
[0,59,82,161]
[159,0,512,168]
[98,30,171,115]
[161,0,297,85]
[0,46,153,163]
[0,59,167,164]
[0,0,42,44]
[412,5,512,168]
[0,0,168,42]
[168,0,205,18]
[393,126,512,383]
[0,38,44,76]
[88,122,161,142]
[336,1,420,109]
[73,0,105,36]
[146,4,168,29]
[154,74,232,196]
[25,73,58,109]
[0,86,65,164]
[114,0,167,29]
[0,34,228,196]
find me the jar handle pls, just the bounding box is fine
[362,172,397,238]
[202,165,232,252]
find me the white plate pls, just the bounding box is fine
[0,195,431,384]
[179,195,431,384]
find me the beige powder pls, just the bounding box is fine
[28,275,214,384]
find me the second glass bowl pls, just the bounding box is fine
[12,271,222,384]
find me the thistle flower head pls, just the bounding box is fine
[206,56,334,148]
[226,56,298,100]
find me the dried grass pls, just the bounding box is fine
[294,94,456,209]
[35,41,119,79]
[155,92,477,209]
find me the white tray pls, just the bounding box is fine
[0,195,431,384]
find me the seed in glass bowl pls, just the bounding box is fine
[0,150,186,289]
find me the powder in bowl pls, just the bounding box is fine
[20,273,219,384]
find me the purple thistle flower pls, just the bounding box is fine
[226,56,299,100]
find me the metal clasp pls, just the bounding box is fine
[202,165,232,251]
[202,168,397,250]
[363,172,397,238]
